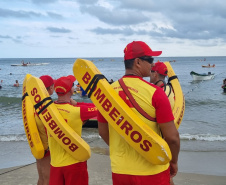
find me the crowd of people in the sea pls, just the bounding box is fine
[0,79,20,89]
[1,78,116,90]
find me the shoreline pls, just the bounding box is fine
[1,141,226,176]
[1,153,226,185]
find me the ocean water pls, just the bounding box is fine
[0,56,226,168]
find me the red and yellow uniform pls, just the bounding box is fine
[49,102,97,185]
[98,75,174,176]
[35,102,97,158]
[50,102,97,167]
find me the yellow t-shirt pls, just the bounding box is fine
[101,76,173,175]
[48,103,84,167]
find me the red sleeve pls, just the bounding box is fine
[97,110,107,123]
[152,87,174,124]
[77,102,95,106]
[79,105,98,121]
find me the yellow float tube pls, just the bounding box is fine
[22,74,45,159]
[73,59,172,165]
[26,75,91,161]
[164,62,185,129]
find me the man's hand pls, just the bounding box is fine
[170,161,178,178]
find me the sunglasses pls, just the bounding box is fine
[139,57,154,64]
[151,70,156,73]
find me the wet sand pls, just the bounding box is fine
[1,139,226,184]
[1,152,226,185]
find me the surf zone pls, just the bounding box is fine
[30,87,79,153]
[82,72,152,152]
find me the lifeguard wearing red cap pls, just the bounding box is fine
[124,41,162,60]
[152,62,168,76]
[40,75,55,88]
[54,75,76,96]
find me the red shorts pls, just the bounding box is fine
[112,167,170,185]
[44,149,50,157]
[49,162,88,185]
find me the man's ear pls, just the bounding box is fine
[134,58,140,67]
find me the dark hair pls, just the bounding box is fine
[46,83,53,91]
[124,59,135,69]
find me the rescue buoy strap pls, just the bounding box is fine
[34,97,53,115]
[168,75,178,82]
[34,97,52,109]
[22,92,28,101]
[154,80,166,91]
[167,76,177,98]
[118,78,156,122]
[37,100,53,115]
[85,74,107,98]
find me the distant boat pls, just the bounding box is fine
[190,71,215,81]
[11,63,49,66]
[202,64,215,68]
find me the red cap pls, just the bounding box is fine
[124,41,162,60]
[54,75,76,96]
[40,75,55,88]
[151,62,168,76]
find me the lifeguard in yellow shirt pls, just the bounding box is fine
[150,62,176,185]
[150,61,175,110]
[35,75,55,185]
[49,75,97,185]
[98,41,180,185]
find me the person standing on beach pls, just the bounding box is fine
[98,41,180,185]
[150,61,175,185]
[35,75,55,185]
[49,75,97,185]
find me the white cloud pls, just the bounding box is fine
[0,0,225,57]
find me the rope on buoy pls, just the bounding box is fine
[184,80,204,96]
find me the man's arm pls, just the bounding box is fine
[98,122,109,145]
[79,105,98,124]
[159,121,180,178]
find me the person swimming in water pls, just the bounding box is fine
[14,80,19,87]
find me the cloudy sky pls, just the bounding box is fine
[0,0,226,58]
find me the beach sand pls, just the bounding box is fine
[1,152,226,185]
